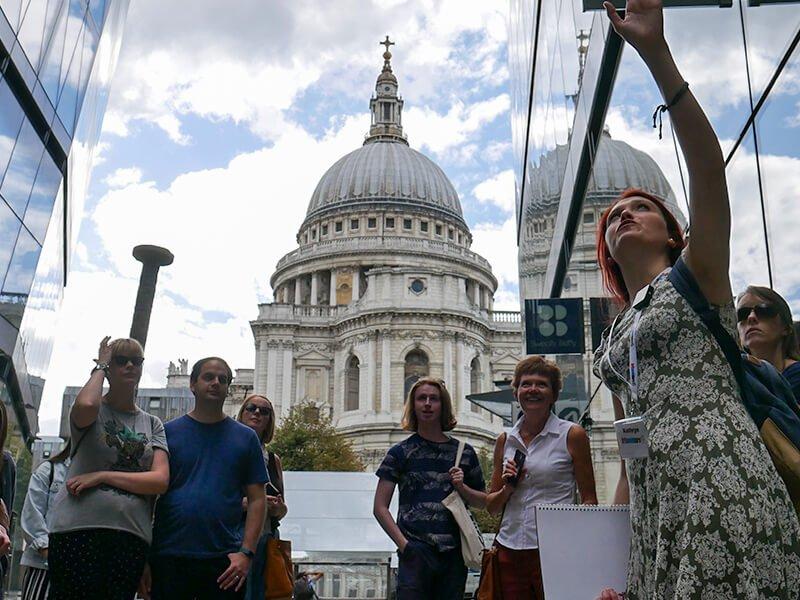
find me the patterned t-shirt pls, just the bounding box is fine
[376,434,484,552]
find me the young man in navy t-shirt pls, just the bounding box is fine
[146,357,267,600]
[373,378,485,600]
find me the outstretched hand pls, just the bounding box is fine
[603,0,666,57]
[96,336,112,365]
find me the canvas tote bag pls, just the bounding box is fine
[442,438,485,569]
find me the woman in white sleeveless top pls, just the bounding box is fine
[486,356,598,599]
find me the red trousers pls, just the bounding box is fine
[496,542,545,600]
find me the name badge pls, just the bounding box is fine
[614,416,649,459]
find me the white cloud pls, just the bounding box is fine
[404,94,510,156]
[104,167,143,188]
[473,169,515,213]
[485,140,511,163]
[471,216,519,292]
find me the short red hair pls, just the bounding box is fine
[597,188,685,306]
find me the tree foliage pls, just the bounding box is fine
[472,445,500,533]
[269,402,364,472]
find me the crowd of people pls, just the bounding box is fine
[0,1,793,600]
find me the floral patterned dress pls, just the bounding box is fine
[593,271,800,599]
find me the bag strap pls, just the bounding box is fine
[668,257,749,397]
[454,438,466,468]
[48,461,55,489]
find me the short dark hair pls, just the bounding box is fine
[512,355,562,401]
[190,357,233,384]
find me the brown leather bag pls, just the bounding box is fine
[263,537,293,600]
[476,543,503,600]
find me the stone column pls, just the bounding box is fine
[472,282,480,306]
[329,268,337,306]
[353,267,362,301]
[310,272,319,306]
[280,343,293,421]
[367,334,377,412]
[456,336,467,414]
[266,342,279,403]
[380,332,391,413]
[255,338,269,395]
[443,334,453,405]
[292,278,299,304]
[483,287,491,310]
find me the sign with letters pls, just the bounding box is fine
[524,298,585,355]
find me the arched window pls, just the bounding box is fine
[404,349,429,398]
[345,356,360,411]
[470,357,481,413]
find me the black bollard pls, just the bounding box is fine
[129,245,174,349]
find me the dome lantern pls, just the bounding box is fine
[367,36,407,145]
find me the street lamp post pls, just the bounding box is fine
[130,245,174,349]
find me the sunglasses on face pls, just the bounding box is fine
[244,404,271,416]
[112,355,144,367]
[736,303,778,323]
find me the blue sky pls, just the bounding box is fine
[36,1,800,434]
[37,0,520,433]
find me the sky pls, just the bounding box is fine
[37,0,519,434]
[36,1,800,435]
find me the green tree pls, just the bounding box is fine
[270,402,364,472]
[472,446,500,534]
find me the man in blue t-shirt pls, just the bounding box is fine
[145,357,267,600]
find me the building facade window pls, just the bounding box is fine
[345,355,360,411]
[435,224,442,236]
[385,217,395,228]
[367,217,377,228]
[350,218,359,230]
[335,221,343,232]
[322,224,328,236]
[420,221,428,232]
[403,218,412,230]
[404,349,429,398]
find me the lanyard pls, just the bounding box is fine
[604,268,670,402]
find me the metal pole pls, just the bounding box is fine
[130,245,173,348]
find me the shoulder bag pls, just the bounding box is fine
[442,438,485,570]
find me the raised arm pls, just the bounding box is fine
[567,425,598,505]
[72,336,111,429]
[373,478,409,553]
[604,0,731,305]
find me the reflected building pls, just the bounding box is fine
[252,40,523,468]
[509,0,800,502]
[0,0,130,446]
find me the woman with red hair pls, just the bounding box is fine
[593,1,799,599]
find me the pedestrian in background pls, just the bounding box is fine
[19,440,70,600]
[47,336,170,600]
[594,1,800,597]
[737,285,800,401]
[0,401,14,599]
[236,394,287,600]
[373,377,485,600]
[146,357,267,600]
[486,356,597,599]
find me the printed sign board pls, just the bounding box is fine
[524,298,585,355]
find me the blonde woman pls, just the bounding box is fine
[237,395,286,600]
[373,378,485,600]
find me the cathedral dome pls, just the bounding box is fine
[304,140,464,225]
[528,130,682,221]
[302,37,465,229]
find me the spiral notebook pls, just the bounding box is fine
[535,504,630,600]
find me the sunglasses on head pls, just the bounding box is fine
[736,303,778,323]
[244,404,271,416]
[112,355,144,367]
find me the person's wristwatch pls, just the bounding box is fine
[91,362,109,375]
[238,546,255,559]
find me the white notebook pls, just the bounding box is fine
[535,504,631,600]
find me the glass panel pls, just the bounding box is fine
[16,0,63,70]
[39,0,68,107]
[726,128,768,293]
[0,77,25,181]
[58,19,98,134]
[0,119,44,216]
[23,152,61,243]
[0,199,23,284]
[0,0,25,32]
[88,0,106,29]
[661,7,751,157]
[753,47,800,305]
[742,3,800,103]
[2,226,41,295]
